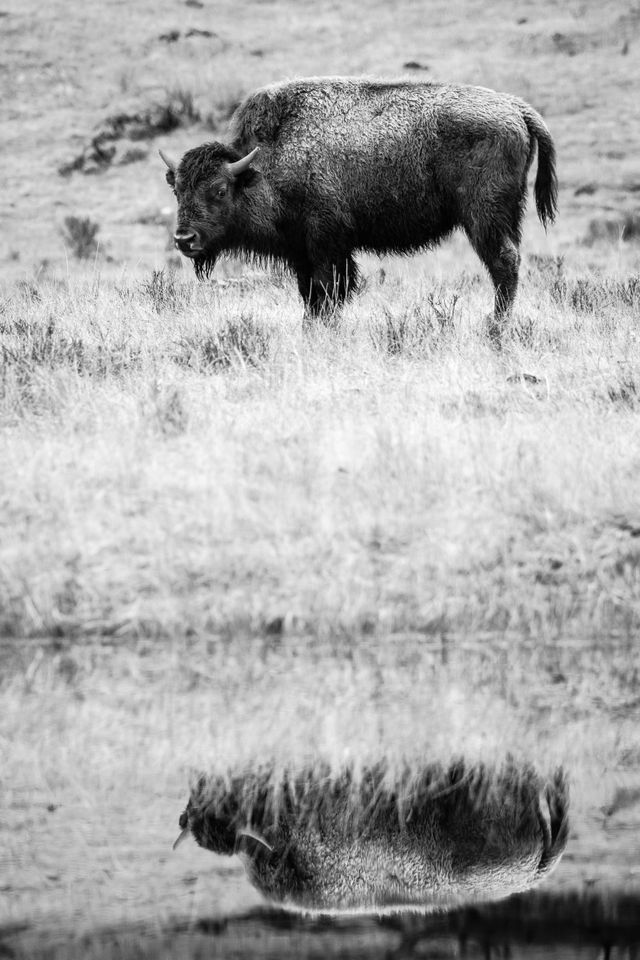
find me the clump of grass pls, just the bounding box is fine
[373,293,458,355]
[527,254,565,282]
[139,269,186,312]
[427,290,459,334]
[584,212,640,245]
[154,86,201,131]
[174,316,272,370]
[118,146,148,165]
[13,280,43,303]
[158,29,181,43]
[440,389,509,421]
[509,313,537,348]
[386,308,423,355]
[0,313,142,388]
[606,373,640,408]
[146,382,189,436]
[2,315,85,369]
[60,216,101,260]
[550,275,640,311]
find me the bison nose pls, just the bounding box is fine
[174,230,200,253]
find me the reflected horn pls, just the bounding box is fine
[237,827,273,852]
[172,826,190,850]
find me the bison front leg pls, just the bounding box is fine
[296,256,359,322]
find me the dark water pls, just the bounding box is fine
[5,890,640,959]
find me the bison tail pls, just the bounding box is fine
[523,106,558,229]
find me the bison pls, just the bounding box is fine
[160,77,557,329]
[173,760,569,914]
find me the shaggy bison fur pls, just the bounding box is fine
[174,760,569,913]
[161,77,557,325]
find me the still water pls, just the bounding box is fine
[5,759,639,959]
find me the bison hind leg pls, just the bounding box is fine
[465,185,527,341]
[469,232,521,342]
[490,236,521,318]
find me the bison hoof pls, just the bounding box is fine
[484,313,507,348]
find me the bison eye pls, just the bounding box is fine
[216,184,228,199]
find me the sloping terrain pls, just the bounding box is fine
[2,0,640,279]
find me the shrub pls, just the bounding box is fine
[58,89,201,176]
[60,216,101,260]
[148,383,189,436]
[174,316,271,370]
[140,270,185,312]
[550,276,640,311]
[374,294,458,356]
[584,213,640,245]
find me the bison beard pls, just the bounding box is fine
[163,77,557,330]
[193,251,218,281]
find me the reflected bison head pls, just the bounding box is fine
[174,760,569,915]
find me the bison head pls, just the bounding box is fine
[160,143,259,279]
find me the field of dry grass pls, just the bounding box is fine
[3,267,640,942]
[2,0,640,956]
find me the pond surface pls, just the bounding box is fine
[4,890,640,959]
[3,636,640,959]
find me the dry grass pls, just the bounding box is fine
[2,264,640,937]
[2,266,640,647]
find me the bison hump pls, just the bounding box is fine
[230,87,290,150]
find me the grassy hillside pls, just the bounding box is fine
[2,0,640,279]
[2,0,640,954]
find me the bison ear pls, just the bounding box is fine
[159,149,177,187]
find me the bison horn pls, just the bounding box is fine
[172,825,190,850]
[227,146,259,177]
[159,149,177,173]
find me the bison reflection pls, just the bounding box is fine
[174,761,569,914]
